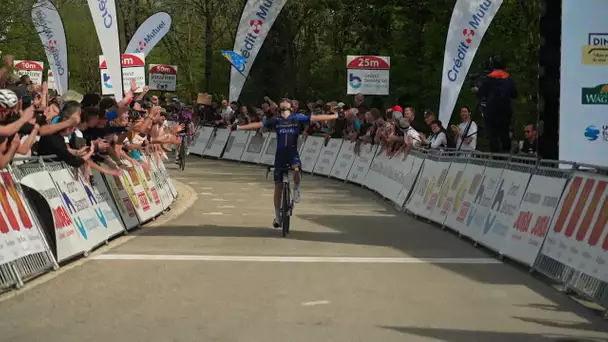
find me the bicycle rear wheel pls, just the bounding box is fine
[281,182,291,237]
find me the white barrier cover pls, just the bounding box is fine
[406,159,449,217]
[223,131,250,161]
[156,158,178,198]
[260,134,277,166]
[330,140,357,180]
[190,126,214,155]
[364,150,390,193]
[429,161,467,225]
[300,136,324,173]
[203,128,231,158]
[382,155,414,205]
[420,159,451,219]
[134,164,164,217]
[462,166,504,242]
[500,174,567,266]
[541,173,608,282]
[0,172,46,263]
[394,154,420,208]
[147,156,174,210]
[119,163,156,222]
[20,171,88,261]
[240,131,266,164]
[77,172,125,237]
[313,139,343,176]
[346,143,377,185]
[102,171,139,230]
[297,135,305,155]
[444,163,486,234]
[50,169,121,251]
[478,169,531,252]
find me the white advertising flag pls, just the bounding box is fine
[125,12,172,56]
[229,0,288,102]
[31,0,69,95]
[87,0,123,100]
[438,0,503,127]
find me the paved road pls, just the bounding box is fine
[0,157,607,342]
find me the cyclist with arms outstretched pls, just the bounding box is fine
[232,100,344,227]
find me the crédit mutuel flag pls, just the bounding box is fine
[87,0,123,100]
[438,0,503,127]
[229,0,288,102]
[31,0,69,95]
[125,12,172,56]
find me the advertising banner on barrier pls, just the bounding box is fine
[379,155,413,205]
[330,141,357,180]
[134,163,163,217]
[204,128,231,158]
[190,126,214,156]
[395,154,423,208]
[406,159,450,218]
[443,162,486,234]
[347,144,377,185]
[241,131,266,163]
[223,131,250,161]
[429,160,467,225]
[438,0,504,128]
[50,169,124,251]
[260,133,276,165]
[20,171,87,261]
[31,0,69,94]
[148,158,173,210]
[461,166,504,241]
[117,161,156,223]
[313,139,343,176]
[101,169,139,230]
[155,158,177,198]
[477,169,531,252]
[364,151,390,193]
[300,136,324,173]
[500,174,567,266]
[421,159,452,219]
[0,171,46,263]
[541,172,608,282]
[125,12,172,56]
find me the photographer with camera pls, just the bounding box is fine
[471,55,517,153]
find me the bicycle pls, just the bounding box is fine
[177,132,187,171]
[266,165,295,237]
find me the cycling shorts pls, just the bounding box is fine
[273,149,301,184]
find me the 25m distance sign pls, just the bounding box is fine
[346,56,390,96]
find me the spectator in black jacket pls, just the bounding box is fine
[474,56,517,153]
[38,101,94,167]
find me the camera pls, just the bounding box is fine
[468,57,495,89]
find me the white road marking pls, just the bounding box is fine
[201,187,213,190]
[302,300,330,306]
[198,192,213,195]
[188,181,199,185]
[218,205,235,209]
[92,254,502,264]
[201,212,226,216]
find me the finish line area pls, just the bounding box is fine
[0,158,606,342]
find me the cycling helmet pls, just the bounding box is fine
[0,89,18,109]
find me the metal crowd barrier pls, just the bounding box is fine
[187,128,608,317]
[0,154,178,294]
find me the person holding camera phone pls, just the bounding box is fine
[452,106,478,151]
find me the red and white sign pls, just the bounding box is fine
[541,172,608,282]
[148,64,177,91]
[13,60,44,85]
[99,53,146,95]
[346,55,390,95]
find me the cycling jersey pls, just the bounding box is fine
[263,113,310,183]
[263,113,310,153]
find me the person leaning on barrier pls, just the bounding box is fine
[37,101,94,168]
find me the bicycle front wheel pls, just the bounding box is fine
[281,183,291,237]
[179,142,186,171]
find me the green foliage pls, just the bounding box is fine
[1,0,540,140]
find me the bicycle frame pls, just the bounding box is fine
[266,166,293,236]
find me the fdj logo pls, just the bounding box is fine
[349,74,362,89]
[446,0,495,82]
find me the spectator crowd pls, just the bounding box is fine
[0,51,540,177]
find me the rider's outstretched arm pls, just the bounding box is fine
[310,113,341,122]
[234,122,264,130]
